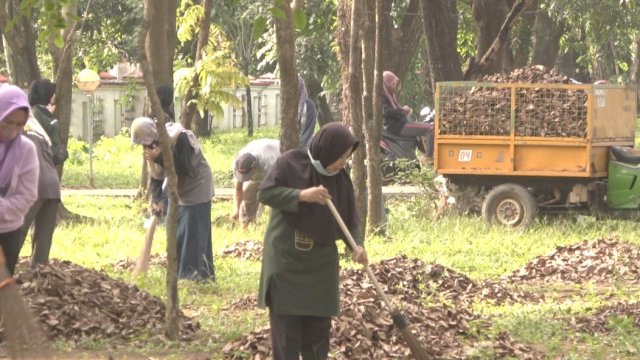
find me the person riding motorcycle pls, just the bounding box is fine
[380,71,434,182]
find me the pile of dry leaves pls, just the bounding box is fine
[222,256,543,359]
[503,238,640,284]
[1,259,198,345]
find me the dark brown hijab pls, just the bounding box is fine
[259,122,359,245]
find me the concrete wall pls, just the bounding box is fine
[71,81,281,141]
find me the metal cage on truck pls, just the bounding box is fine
[434,82,637,178]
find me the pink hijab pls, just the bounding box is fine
[0,85,30,188]
[382,71,401,109]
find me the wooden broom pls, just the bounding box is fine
[0,246,47,357]
[327,199,430,360]
[132,215,159,276]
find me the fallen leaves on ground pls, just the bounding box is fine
[0,259,198,346]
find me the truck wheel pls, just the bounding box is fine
[482,184,537,228]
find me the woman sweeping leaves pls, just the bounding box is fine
[257,122,368,359]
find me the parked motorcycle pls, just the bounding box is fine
[380,106,434,184]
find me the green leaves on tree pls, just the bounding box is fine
[292,8,307,30]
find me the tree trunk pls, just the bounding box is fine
[147,0,178,88]
[466,0,526,80]
[531,10,564,68]
[630,34,640,85]
[49,3,78,180]
[380,0,422,81]
[140,0,181,341]
[343,0,368,226]
[305,76,334,125]
[336,0,352,123]
[364,0,384,233]
[179,0,213,135]
[471,0,511,75]
[274,0,299,152]
[245,83,254,137]
[419,0,463,89]
[0,1,41,88]
[512,0,538,68]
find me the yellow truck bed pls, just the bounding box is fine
[435,82,637,178]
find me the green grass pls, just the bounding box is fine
[25,126,640,358]
[61,126,280,189]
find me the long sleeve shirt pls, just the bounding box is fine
[0,136,39,233]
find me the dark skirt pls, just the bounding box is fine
[176,201,215,280]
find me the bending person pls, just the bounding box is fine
[231,138,280,227]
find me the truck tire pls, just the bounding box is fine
[482,184,537,228]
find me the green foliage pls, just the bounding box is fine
[292,8,307,30]
[456,1,477,63]
[74,0,142,70]
[174,3,247,120]
[546,0,640,81]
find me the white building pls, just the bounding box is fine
[70,72,281,141]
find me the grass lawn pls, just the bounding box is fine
[13,127,640,359]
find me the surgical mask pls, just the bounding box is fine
[308,150,339,177]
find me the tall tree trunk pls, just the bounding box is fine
[139,0,180,341]
[0,0,41,88]
[466,0,526,80]
[147,0,178,88]
[364,0,384,233]
[180,0,213,135]
[512,0,538,68]
[380,0,422,81]
[630,34,640,85]
[340,0,367,225]
[245,82,254,137]
[305,76,334,126]
[419,0,463,90]
[336,0,352,123]
[49,2,78,179]
[274,0,299,152]
[531,10,564,68]
[471,0,511,75]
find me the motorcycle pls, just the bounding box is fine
[380,106,434,184]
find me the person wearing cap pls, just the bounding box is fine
[231,138,280,227]
[130,117,215,281]
[0,85,39,275]
[257,123,367,359]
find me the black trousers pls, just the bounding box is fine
[0,228,23,275]
[269,310,332,360]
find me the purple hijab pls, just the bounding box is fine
[0,85,30,187]
[382,71,401,109]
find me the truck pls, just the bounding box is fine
[434,81,639,227]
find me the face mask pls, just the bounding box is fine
[308,150,339,177]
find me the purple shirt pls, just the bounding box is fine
[0,135,38,233]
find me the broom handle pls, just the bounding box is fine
[326,199,396,312]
